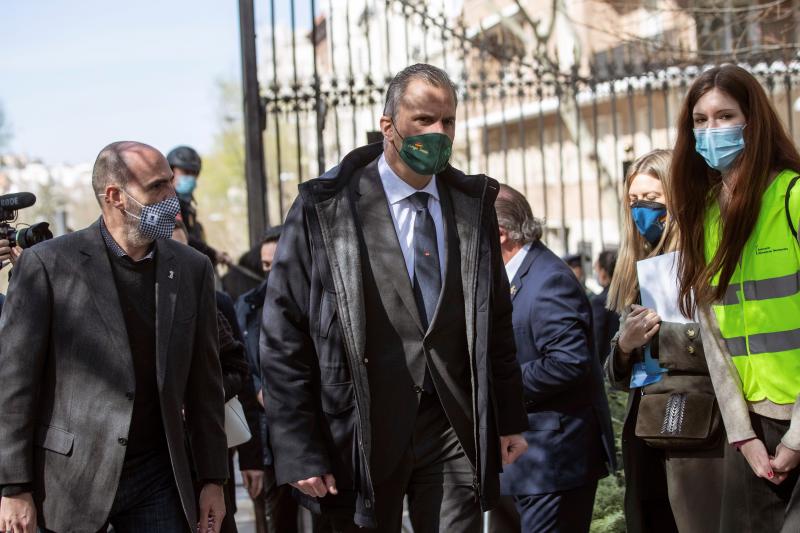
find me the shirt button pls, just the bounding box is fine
[413,386,423,394]
[687,345,696,355]
[118,437,128,446]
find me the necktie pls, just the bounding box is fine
[409,191,441,394]
[409,191,442,328]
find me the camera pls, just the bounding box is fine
[0,192,54,249]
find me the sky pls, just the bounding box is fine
[1,0,307,165]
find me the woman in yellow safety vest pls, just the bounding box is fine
[605,149,724,533]
[672,64,800,532]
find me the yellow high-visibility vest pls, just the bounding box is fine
[705,169,800,404]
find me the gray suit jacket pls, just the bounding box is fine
[0,220,228,533]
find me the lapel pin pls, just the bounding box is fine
[510,285,517,296]
[168,270,174,279]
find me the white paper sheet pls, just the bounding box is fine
[636,251,695,324]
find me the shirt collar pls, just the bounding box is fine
[99,217,155,262]
[505,242,532,282]
[377,154,440,205]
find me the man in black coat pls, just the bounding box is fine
[260,64,528,532]
[0,141,228,533]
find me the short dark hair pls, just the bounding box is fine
[262,225,283,245]
[383,64,458,118]
[92,141,134,200]
[495,184,543,245]
[597,249,618,279]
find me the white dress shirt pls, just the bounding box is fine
[505,242,532,282]
[377,154,446,281]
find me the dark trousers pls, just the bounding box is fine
[330,393,480,533]
[42,450,188,533]
[721,413,800,533]
[489,481,598,533]
[251,466,299,533]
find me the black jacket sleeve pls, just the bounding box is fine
[486,208,528,436]
[260,197,331,485]
[0,249,50,492]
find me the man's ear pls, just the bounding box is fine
[105,186,124,209]
[379,115,393,143]
[498,226,508,245]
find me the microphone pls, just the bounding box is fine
[0,192,36,210]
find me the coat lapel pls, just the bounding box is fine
[155,241,179,391]
[78,221,134,377]
[448,185,483,359]
[509,243,542,302]
[357,160,425,334]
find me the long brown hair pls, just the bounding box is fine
[673,65,800,316]
[607,149,678,313]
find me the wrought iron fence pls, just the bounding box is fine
[257,0,800,263]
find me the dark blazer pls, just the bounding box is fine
[0,221,228,533]
[500,241,616,496]
[260,143,528,528]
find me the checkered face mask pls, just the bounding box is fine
[123,189,180,241]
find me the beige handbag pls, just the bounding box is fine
[224,396,252,448]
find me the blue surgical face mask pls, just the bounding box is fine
[693,124,745,172]
[631,200,667,245]
[175,175,197,197]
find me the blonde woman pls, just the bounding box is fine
[605,149,725,533]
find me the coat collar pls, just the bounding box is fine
[302,142,496,206]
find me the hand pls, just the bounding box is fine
[0,492,37,533]
[290,473,337,498]
[241,469,264,499]
[770,443,800,478]
[500,434,528,465]
[618,305,661,354]
[197,483,226,533]
[0,239,21,268]
[216,251,233,266]
[740,439,784,485]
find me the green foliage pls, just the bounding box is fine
[194,79,250,261]
[591,386,629,532]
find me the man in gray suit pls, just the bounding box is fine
[0,142,228,533]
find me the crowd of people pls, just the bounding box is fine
[0,61,799,533]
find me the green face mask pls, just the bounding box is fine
[392,123,453,175]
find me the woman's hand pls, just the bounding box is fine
[740,439,784,485]
[618,304,661,355]
[770,443,800,480]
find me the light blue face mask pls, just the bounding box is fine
[175,175,197,197]
[693,125,745,172]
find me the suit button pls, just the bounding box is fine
[118,437,128,446]
[126,392,134,401]
[413,386,423,394]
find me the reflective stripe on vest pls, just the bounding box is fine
[705,169,800,404]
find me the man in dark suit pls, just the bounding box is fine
[0,141,228,533]
[261,64,528,532]
[491,184,616,532]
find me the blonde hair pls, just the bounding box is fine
[607,149,679,313]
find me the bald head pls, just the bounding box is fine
[92,141,170,202]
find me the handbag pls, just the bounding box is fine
[635,391,722,449]
[224,396,252,448]
[633,322,723,450]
